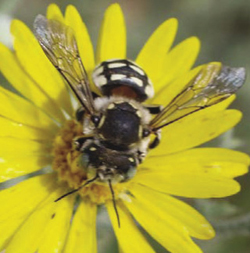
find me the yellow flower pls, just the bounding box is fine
[0,3,249,253]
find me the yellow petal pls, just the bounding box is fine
[0,156,52,183]
[0,86,58,133]
[134,169,241,198]
[147,148,249,178]
[36,195,75,253]
[129,184,215,240]
[11,20,73,118]
[106,201,155,253]
[5,187,74,253]
[151,65,202,105]
[150,109,242,156]
[136,18,178,85]
[124,193,202,253]
[0,43,65,122]
[156,37,200,93]
[0,116,53,140]
[65,5,99,95]
[65,5,95,78]
[0,174,57,251]
[96,4,126,63]
[0,138,51,158]
[64,199,97,253]
[46,3,65,22]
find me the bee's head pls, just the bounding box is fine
[93,100,151,150]
[78,143,137,183]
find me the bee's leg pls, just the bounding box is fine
[75,107,85,122]
[144,104,163,114]
[149,130,161,149]
[76,92,99,122]
[73,136,94,151]
[137,150,146,163]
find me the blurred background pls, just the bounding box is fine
[0,0,249,252]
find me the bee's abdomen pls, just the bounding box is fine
[92,59,154,102]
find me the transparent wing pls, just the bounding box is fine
[150,62,246,131]
[34,15,95,115]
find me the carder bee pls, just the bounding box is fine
[34,15,246,224]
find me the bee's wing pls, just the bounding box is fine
[34,15,95,115]
[150,63,246,131]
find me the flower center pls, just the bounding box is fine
[52,120,127,204]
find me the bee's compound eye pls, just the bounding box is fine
[91,115,101,126]
[142,128,151,138]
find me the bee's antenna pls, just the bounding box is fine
[55,175,98,202]
[108,179,120,228]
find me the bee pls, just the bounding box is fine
[34,15,246,224]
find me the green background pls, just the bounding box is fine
[0,0,249,252]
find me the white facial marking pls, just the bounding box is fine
[128,157,134,163]
[90,147,97,151]
[130,65,145,76]
[111,74,126,81]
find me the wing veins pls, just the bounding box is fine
[34,15,96,115]
[150,63,246,131]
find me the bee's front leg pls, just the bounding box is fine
[73,136,94,151]
[149,130,161,149]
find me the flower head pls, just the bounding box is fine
[0,3,249,253]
